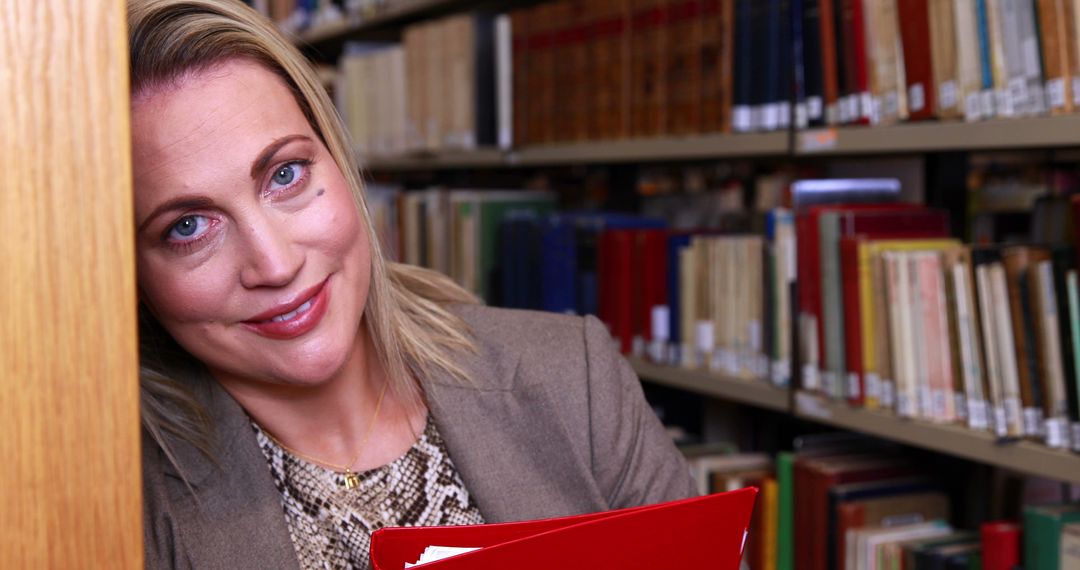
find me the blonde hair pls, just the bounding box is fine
[129,0,477,464]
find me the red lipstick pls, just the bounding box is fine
[242,278,330,340]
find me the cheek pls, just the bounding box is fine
[137,255,233,329]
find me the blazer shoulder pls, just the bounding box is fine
[444,304,604,391]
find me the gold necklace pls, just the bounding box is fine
[261,380,389,489]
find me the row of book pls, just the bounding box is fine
[337,12,509,156]
[370,176,1080,454]
[793,190,1080,451]
[683,435,1080,570]
[328,0,1080,153]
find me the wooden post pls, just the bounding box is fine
[0,0,142,567]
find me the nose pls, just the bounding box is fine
[237,213,304,289]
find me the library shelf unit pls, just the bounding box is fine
[359,118,1080,172]
[361,132,791,171]
[629,358,789,413]
[294,0,1080,488]
[298,0,461,44]
[633,360,1080,484]
[795,115,1080,156]
[792,391,1080,485]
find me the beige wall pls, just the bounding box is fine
[1,0,142,567]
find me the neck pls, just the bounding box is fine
[214,324,425,472]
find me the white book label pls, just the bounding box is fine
[994,406,1008,438]
[802,364,820,391]
[909,83,926,112]
[882,380,896,409]
[808,96,824,120]
[940,81,959,110]
[865,373,882,402]
[847,373,861,400]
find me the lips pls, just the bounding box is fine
[242,278,331,340]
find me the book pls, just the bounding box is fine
[370,487,759,569]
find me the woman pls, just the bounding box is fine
[130,0,695,568]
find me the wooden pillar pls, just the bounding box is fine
[0,0,142,567]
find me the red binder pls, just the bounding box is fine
[370,487,758,569]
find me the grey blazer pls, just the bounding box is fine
[142,304,697,569]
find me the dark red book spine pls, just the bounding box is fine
[840,235,866,406]
[897,0,936,120]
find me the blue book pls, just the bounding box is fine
[535,213,666,317]
[540,215,578,314]
[497,213,543,310]
[975,0,994,92]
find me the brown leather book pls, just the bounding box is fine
[666,0,703,135]
[527,3,559,144]
[929,0,963,119]
[511,10,531,147]
[630,0,668,137]
[818,0,841,124]
[590,0,631,140]
[551,1,590,142]
[1037,0,1073,114]
[1002,246,1045,439]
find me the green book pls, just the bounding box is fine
[1023,503,1080,570]
[818,212,846,400]
[777,452,795,570]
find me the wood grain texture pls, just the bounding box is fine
[0,0,142,567]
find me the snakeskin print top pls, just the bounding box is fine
[252,415,485,570]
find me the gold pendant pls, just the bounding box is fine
[344,472,360,490]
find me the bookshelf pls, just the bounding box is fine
[792,391,1080,485]
[629,358,790,412]
[358,118,1080,172]
[633,360,1080,485]
[795,116,1080,156]
[298,0,463,44]
[362,132,790,171]
[284,0,1080,491]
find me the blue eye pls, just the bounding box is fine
[168,215,211,242]
[269,162,306,192]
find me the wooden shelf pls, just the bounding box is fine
[298,0,460,44]
[360,132,790,171]
[629,358,790,413]
[631,360,1080,483]
[796,115,1080,155]
[793,391,1080,485]
[511,132,790,165]
[358,117,1080,171]
[362,148,506,171]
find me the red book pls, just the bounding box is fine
[897,0,936,120]
[981,520,1021,570]
[638,229,669,348]
[370,487,759,569]
[599,229,637,354]
[840,0,870,124]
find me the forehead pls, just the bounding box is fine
[130,59,315,203]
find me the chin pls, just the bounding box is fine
[271,344,354,386]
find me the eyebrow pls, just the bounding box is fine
[250,134,311,180]
[137,196,216,234]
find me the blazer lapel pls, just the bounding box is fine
[161,378,300,570]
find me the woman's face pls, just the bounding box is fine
[132,58,370,388]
